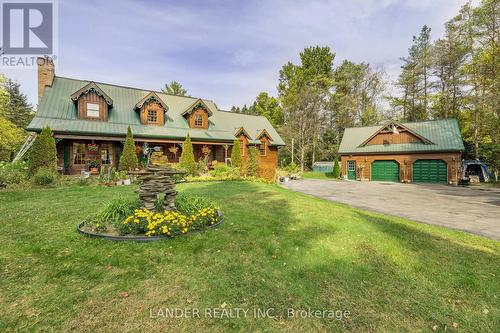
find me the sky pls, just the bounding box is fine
[2,0,469,110]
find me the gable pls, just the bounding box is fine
[135,92,168,111]
[338,119,464,154]
[365,130,423,145]
[70,82,113,106]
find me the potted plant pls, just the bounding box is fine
[116,170,131,185]
[89,160,100,174]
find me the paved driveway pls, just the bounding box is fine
[282,179,500,240]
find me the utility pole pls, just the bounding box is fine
[291,138,294,164]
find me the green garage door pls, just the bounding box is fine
[371,160,400,182]
[413,160,447,183]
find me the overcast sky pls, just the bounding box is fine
[3,0,469,110]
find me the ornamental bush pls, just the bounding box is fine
[27,126,56,175]
[179,134,196,175]
[332,156,341,179]
[247,146,260,177]
[231,139,242,169]
[33,167,57,185]
[119,126,139,171]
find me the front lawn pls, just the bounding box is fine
[302,171,336,179]
[0,182,498,332]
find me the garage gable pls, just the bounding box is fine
[360,121,433,147]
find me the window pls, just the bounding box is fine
[74,143,86,164]
[259,141,266,156]
[100,144,112,164]
[86,103,100,118]
[194,114,203,127]
[147,109,158,123]
[240,139,245,156]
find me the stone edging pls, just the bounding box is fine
[77,211,224,242]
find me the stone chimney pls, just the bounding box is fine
[37,57,54,103]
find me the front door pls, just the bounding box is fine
[347,161,356,180]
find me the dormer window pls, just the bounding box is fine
[181,99,212,129]
[194,114,203,127]
[87,102,100,118]
[70,82,113,121]
[134,92,168,126]
[147,109,158,123]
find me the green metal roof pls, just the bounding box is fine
[338,119,464,154]
[27,76,285,146]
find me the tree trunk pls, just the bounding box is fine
[300,146,305,172]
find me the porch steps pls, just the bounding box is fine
[13,133,37,162]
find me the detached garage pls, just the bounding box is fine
[339,119,464,185]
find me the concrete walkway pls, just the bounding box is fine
[282,179,500,240]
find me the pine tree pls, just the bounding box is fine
[27,126,56,174]
[247,146,260,177]
[119,126,138,171]
[179,134,196,175]
[2,79,33,128]
[231,139,242,168]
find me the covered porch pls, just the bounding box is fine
[54,136,233,174]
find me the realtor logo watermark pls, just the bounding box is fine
[0,0,57,67]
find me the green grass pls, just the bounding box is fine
[302,171,337,179]
[0,182,499,332]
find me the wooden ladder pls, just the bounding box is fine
[13,133,37,162]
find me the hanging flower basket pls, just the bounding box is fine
[87,143,99,152]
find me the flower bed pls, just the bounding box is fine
[78,193,223,241]
[78,210,223,242]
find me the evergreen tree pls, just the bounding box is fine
[119,126,139,171]
[179,134,196,175]
[27,126,56,174]
[162,81,188,96]
[332,156,340,179]
[2,79,33,128]
[231,139,242,168]
[247,146,260,177]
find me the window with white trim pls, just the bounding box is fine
[194,114,203,127]
[86,103,100,118]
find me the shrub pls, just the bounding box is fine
[33,168,57,185]
[175,192,219,216]
[247,146,260,177]
[27,126,56,175]
[332,156,341,179]
[210,163,231,177]
[0,161,29,187]
[231,139,242,168]
[119,126,139,171]
[0,116,25,162]
[180,134,196,175]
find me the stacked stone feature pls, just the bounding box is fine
[135,167,186,212]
